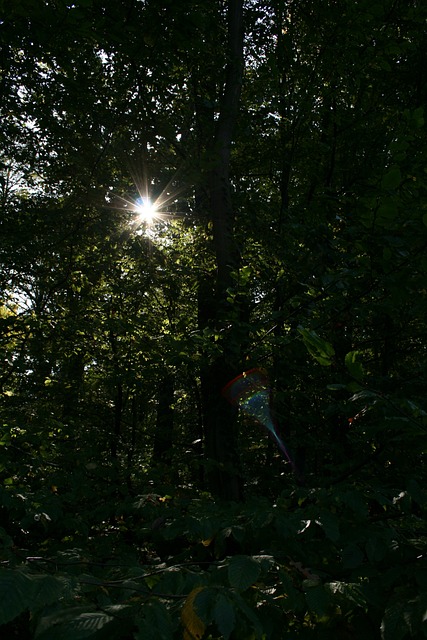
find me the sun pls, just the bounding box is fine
[134,197,158,225]
[109,171,187,234]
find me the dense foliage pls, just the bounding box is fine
[1,0,427,637]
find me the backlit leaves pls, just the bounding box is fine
[297,327,335,366]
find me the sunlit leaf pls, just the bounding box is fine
[181,587,206,640]
[298,327,335,366]
[344,350,364,382]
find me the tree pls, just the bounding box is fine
[1,0,427,637]
[196,0,245,500]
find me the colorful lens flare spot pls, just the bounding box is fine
[222,368,296,472]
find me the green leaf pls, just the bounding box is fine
[346,381,363,393]
[304,584,332,617]
[381,603,411,640]
[0,569,74,626]
[316,512,340,542]
[341,545,364,570]
[377,201,398,223]
[0,568,33,625]
[35,605,133,640]
[239,265,252,286]
[232,591,264,637]
[345,351,364,382]
[382,247,392,261]
[297,327,335,366]
[349,389,378,403]
[227,555,261,591]
[389,138,409,155]
[135,601,174,640]
[327,581,367,609]
[213,592,236,639]
[412,106,425,128]
[194,587,216,624]
[327,383,347,391]
[342,490,369,518]
[365,535,387,563]
[279,570,305,612]
[381,167,401,190]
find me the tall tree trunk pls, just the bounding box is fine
[199,0,245,501]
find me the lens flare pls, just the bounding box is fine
[223,368,297,474]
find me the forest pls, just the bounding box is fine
[1,0,427,637]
